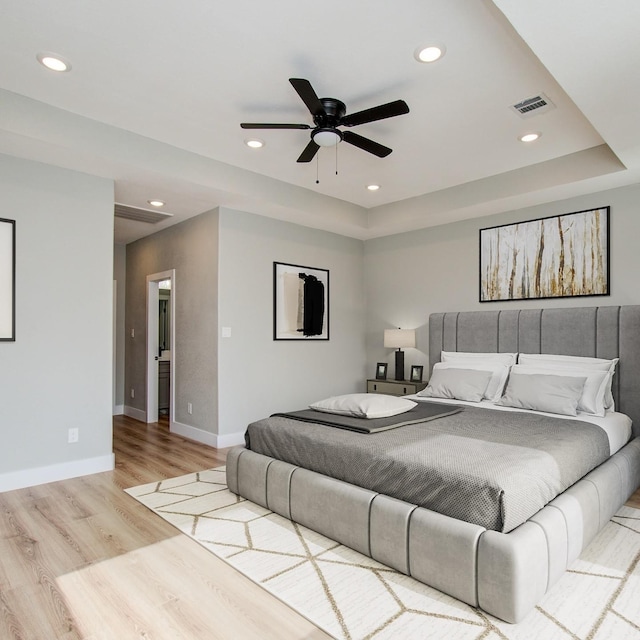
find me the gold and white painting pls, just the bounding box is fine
[480,207,609,302]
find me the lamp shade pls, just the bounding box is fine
[384,329,416,349]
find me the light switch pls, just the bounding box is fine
[222,326,232,338]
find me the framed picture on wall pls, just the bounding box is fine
[274,262,329,340]
[479,206,610,302]
[0,218,16,341]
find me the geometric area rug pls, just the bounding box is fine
[126,468,640,640]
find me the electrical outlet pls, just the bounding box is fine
[187,402,193,415]
[130,388,135,398]
[68,428,79,443]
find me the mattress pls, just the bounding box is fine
[245,403,617,532]
[407,395,633,454]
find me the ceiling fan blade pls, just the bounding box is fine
[297,139,320,163]
[340,99,409,127]
[342,130,392,157]
[289,78,326,117]
[241,123,311,129]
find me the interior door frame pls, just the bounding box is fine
[146,269,176,426]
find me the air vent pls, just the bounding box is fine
[510,93,556,118]
[114,203,174,224]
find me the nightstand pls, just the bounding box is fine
[366,379,428,396]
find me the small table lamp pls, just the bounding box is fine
[384,328,416,381]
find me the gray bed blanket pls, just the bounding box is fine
[270,402,462,433]
[245,405,611,532]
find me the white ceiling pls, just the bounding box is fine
[1,0,639,244]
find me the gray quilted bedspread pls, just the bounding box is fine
[245,405,611,532]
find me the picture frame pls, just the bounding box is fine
[479,206,610,302]
[375,362,388,380]
[0,218,16,341]
[274,261,329,340]
[410,365,423,382]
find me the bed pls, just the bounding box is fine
[226,305,640,623]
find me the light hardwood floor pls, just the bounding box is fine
[0,415,330,640]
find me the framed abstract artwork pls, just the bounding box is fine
[273,261,329,340]
[480,207,609,302]
[0,218,15,341]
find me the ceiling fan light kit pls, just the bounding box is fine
[240,78,409,163]
[312,128,343,147]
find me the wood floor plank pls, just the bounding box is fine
[0,416,330,639]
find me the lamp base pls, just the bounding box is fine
[394,349,405,381]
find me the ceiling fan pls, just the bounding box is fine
[241,78,410,163]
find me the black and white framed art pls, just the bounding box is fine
[0,218,15,341]
[274,261,329,340]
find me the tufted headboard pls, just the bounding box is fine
[429,306,640,437]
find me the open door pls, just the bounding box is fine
[146,269,175,425]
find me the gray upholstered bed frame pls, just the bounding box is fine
[226,305,640,623]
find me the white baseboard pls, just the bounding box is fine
[0,453,115,493]
[171,421,245,449]
[215,431,246,448]
[124,405,146,422]
[113,404,124,416]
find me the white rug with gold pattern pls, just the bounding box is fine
[126,468,640,640]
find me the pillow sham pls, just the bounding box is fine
[442,350,517,366]
[507,364,611,416]
[428,361,510,402]
[497,372,587,416]
[518,353,618,409]
[517,353,618,371]
[418,367,493,403]
[310,394,417,419]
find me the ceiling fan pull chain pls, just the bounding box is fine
[335,143,338,176]
[316,153,320,184]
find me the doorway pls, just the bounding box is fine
[146,269,176,426]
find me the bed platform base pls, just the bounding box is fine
[226,437,640,623]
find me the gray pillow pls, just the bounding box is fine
[497,372,587,416]
[418,368,493,403]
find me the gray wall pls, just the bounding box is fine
[217,208,366,440]
[0,154,114,488]
[364,182,640,376]
[125,209,219,430]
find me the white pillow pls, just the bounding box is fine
[497,372,587,416]
[442,351,517,366]
[418,367,493,403]
[508,364,611,416]
[518,353,618,371]
[429,361,510,402]
[310,394,417,419]
[518,353,618,409]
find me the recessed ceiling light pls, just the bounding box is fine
[245,138,264,149]
[36,52,72,72]
[147,200,165,207]
[414,45,445,63]
[367,184,380,191]
[519,132,541,143]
